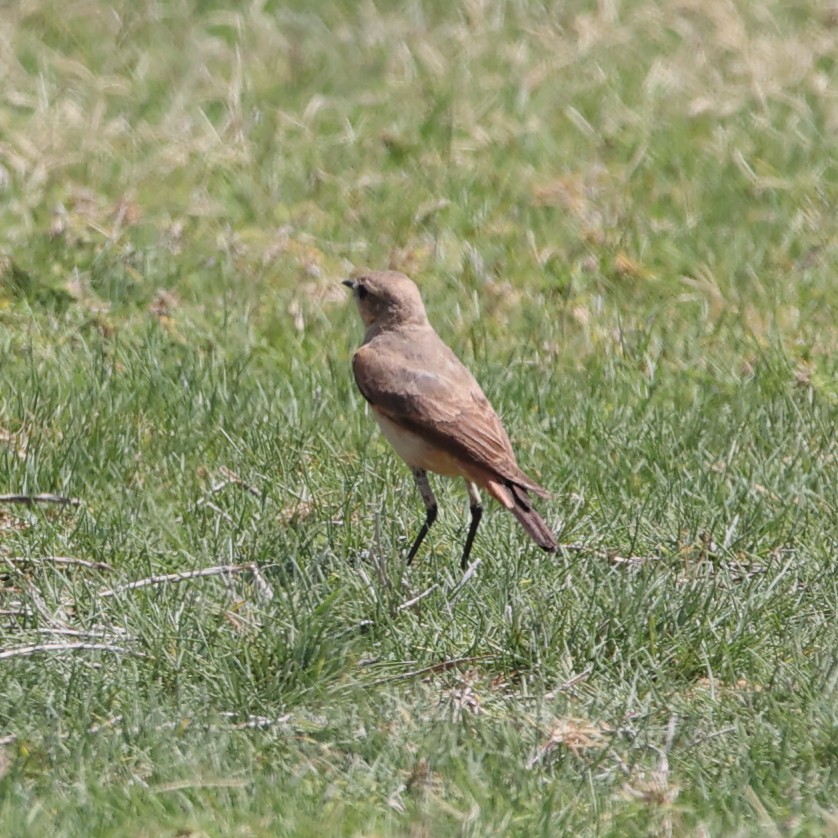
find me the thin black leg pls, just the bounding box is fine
[460,481,483,569]
[406,468,437,565]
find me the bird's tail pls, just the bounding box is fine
[486,479,558,552]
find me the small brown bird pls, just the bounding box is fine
[343,270,557,568]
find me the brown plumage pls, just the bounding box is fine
[343,270,557,567]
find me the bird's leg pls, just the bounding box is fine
[460,481,484,569]
[406,468,437,565]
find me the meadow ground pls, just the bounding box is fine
[1,1,837,835]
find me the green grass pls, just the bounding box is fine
[1,0,837,834]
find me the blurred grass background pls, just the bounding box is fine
[1,1,837,835]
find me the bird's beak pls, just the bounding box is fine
[342,279,356,290]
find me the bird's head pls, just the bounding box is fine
[342,270,429,333]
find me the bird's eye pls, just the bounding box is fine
[357,284,368,300]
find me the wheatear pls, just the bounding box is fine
[343,270,557,568]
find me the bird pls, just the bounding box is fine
[343,270,557,569]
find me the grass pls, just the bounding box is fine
[1,0,837,834]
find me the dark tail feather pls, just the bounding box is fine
[508,484,557,552]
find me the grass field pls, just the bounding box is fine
[2,0,837,835]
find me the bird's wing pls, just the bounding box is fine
[352,330,548,496]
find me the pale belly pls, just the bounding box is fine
[373,409,467,478]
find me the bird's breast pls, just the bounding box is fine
[372,408,466,478]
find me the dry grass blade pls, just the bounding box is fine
[217,712,292,729]
[31,627,132,640]
[367,655,494,687]
[152,778,250,793]
[0,642,140,660]
[544,668,593,699]
[3,556,114,571]
[97,563,263,598]
[217,466,262,498]
[396,584,438,611]
[0,493,81,506]
[194,499,234,522]
[446,558,482,608]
